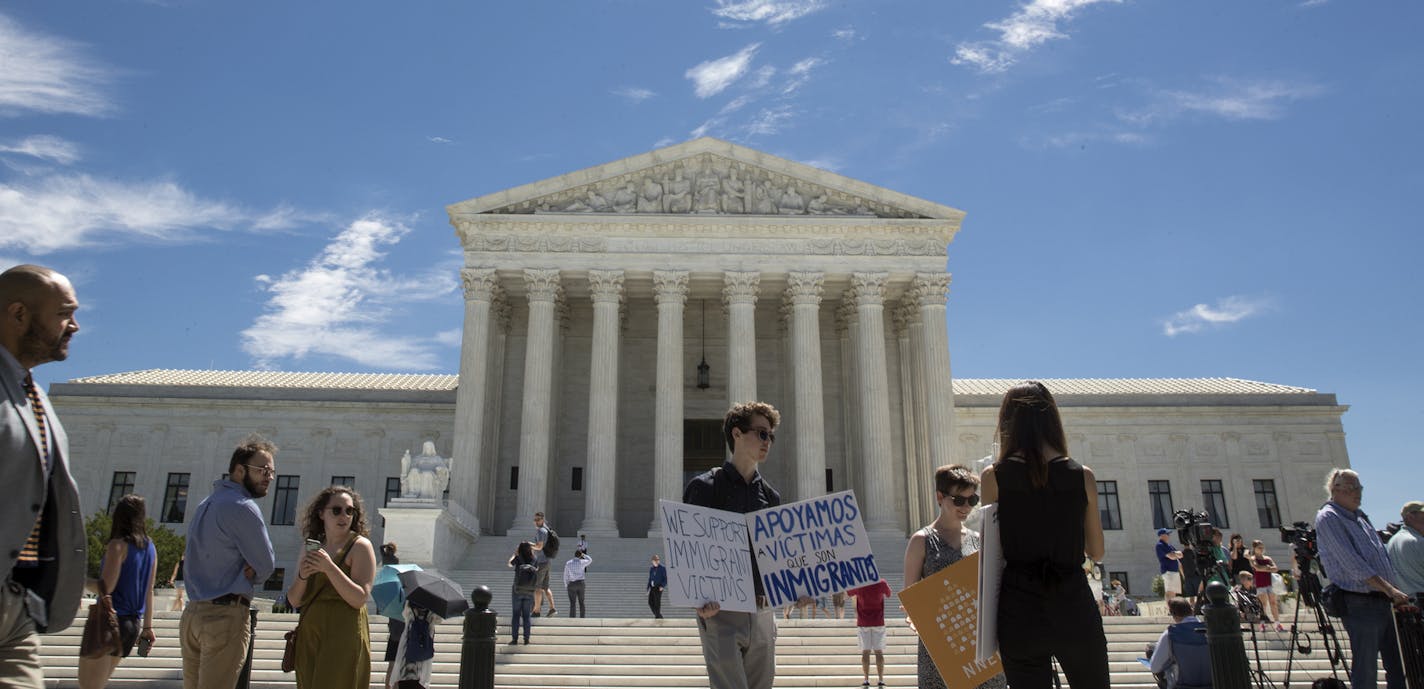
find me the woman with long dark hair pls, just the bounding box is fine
[286,486,377,689]
[981,381,1109,688]
[508,541,537,645]
[78,494,157,689]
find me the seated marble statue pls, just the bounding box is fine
[778,185,807,214]
[611,182,637,213]
[399,441,451,501]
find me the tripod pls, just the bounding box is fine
[1282,560,1347,688]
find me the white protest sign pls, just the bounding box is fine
[749,490,879,609]
[657,499,758,613]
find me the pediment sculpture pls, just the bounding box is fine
[488,154,920,219]
[398,441,450,501]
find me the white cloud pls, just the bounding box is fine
[831,27,858,42]
[1117,78,1325,127]
[241,214,459,370]
[782,57,824,95]
[710,0,826,26]
[0,13,113,117]
[433,328,462,347]
[427,136,454,144]
[0,135,81,165]
[0,173,258,254]
[952,0,1121,74]
[685,44,761,99]
[745,105,796,136]
[611,86,656,104]
[1162,295,1271,337]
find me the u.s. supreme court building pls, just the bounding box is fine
[50,138,1350,594]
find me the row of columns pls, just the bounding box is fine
[448,267,956,539]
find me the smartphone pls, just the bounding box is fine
[304,539,322,552]
[136,635,152,657]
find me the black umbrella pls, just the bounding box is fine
[397,570,470,619]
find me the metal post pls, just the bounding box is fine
[234,607,258,689]
[459,585,497,689]
[1202,582,1252,689]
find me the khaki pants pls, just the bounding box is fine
[697,608,778,689]
[0,580,42,689]
[180,601,252,689]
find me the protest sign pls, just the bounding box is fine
[898,551,1003,689]
[748,490,878,609]
[976,503,1004,661]
[657,499,757,613]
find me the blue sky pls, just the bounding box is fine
[3,1,1420,523]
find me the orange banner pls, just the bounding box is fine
[897,551,1004,689]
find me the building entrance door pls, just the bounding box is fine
[683,419,724,487]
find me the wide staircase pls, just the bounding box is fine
[40,593,1370,688]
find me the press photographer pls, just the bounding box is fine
[1314,468,1408,689]
[1173,508,1227,607]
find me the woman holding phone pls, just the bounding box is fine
[286,486,377,689]
[78,494,158,689]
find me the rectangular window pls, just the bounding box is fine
[510,466,519,491]
[571,467,583,491]
[270,476,300,526]
[1109,571,1131,596]
[1097,481,1123,530]
[384,477,401,507]
[161,473,190,523]
[1149,480,1174,531]
[1201,479,1230,528]
[825,468,834,493]
[331,475,354,488]
[1254,479,1281,528]
[108,471,135,513]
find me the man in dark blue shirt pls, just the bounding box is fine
[683,401,782,689]
[1156,528,1183,601]
[647,555,668,619]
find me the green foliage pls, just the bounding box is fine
[1151,574,1165,598]
[83,511,185,586]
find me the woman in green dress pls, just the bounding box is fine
[287,486,378,689]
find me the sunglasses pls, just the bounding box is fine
[327,506,358,517]
[241,464,275,478]
[945,494,980,507]
[742,428,776,443]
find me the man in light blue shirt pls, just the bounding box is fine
[1314,468,1407,689]
[179,436,277,689]
[1387,501,1424,596]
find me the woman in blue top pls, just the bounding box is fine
[78,494,158,689]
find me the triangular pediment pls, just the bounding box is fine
[447,138,963,221]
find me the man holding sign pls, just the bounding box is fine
[682,401,783,689]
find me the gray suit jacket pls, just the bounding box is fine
[1,360,85,633]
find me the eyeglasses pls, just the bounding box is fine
[327,506,358,517]
[742,427,775,443]
[946,494,980,507]
[242,464,275,478]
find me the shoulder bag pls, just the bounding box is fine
[283,535,358,672]
[79,581,122,659]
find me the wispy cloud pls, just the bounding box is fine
[0,135,81,165]
[744,105,796,136]
[687,53,828,141]
[1162,295,1272,336]
[710,0,826,26]
[0,13,114,117]
[952,0,1121,74]
[611,86,656,104]
[241,214,459,370]
[782,58,825,95]
[831,27,858,42]
[1119,78,1325,125]
[686,43,761,98]
[427,136,454,144]
[0,173,281,254]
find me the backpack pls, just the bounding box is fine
[543,528,560,558]
[515,563,538,588]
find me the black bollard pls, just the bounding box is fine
[234,607,258,689]
[459,585,498,689]
[1202,582,1252,689]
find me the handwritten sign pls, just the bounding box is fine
[898,551,1004,689]
[657,499,757,613]
[749,491,878,609]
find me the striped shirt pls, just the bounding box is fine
[4,344,55,568]
[1314,501,1396,594]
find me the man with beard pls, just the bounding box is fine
[0,265,85,689]
[180,435,277,689]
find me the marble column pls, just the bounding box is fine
[581,270,624,537]
[906,301,934,527]
[649,271,689,537]
[479,297,510,531]
[787,272,827,503]
[850,272,898,535]
[723,271,760,405]
[893,301,922,533]
[836,299,862,502]
[513,269,561,531]
[913,272,956,472]
[449,267,498,535]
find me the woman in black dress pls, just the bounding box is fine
[981,381,1110,689]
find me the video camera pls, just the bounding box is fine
[1279,520,1318,562]
[1174,508,1214,549]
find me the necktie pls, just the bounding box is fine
[17,374,50,567]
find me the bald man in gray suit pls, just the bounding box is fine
[0,264,85,689]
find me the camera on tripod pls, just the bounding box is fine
[1279,520,1317,560]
